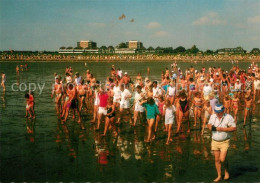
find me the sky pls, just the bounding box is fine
[0,0,259,51]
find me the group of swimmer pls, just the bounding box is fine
[49,62,260,145]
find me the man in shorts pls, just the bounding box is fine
[96,86,109,130]
[116,84,132,124]
[208,104,236,182]
[133,85,145,126]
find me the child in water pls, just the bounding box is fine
[25,92,35,119]
[201,100,212,136]
[163,99,176,144]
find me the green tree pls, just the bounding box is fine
[186,45,199,54]
[173,46,186,53]
[116,42,127,49]
[60,46,66,49]
[205,49,214,54]
[107,46,115,53]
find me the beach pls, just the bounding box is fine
[0,61,260,182]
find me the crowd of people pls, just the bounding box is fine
[49,62,260,182]
[1,52,260,62]
[1,61,260,182]
[48,62,260,140]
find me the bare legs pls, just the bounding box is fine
[213,150,229,182]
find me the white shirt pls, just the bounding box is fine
[121,89,131,104]
[254,79,260,90]
[134,92,143,105]
[167,86,176,96]
[234,82,242,90]
[208,114,236,141]
[113,86,121,99]
[203,85,212,96]
[118,70,122,78]
[153,86,162,97]
[153,86,162,105]
[164,105,176,118]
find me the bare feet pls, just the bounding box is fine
[144,139,150,143]
[224,172,229,180]
[213,176,221,182]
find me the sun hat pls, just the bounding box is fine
[124,72,128,75]
[214,104,225,113]
[200,76,205,81]
[236,79,240,81]
[216,72,219,75]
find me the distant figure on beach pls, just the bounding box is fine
[16,65,20,74]
[51,75,63,114]
[208,104,236,182]
[1,72,6,92]
[147,67,150,76]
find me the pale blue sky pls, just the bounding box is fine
[0,0,259,51]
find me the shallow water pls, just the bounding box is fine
[0,61,260,182]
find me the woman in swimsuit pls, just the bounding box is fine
[243,94,253,127]
[188,78,196,99]
[135,72,142,86]
[176,90,190,134]
[231,93,239,123]
[223,94,231,114]
[192,91,203,127]
[221,74,229,97]
[102,97,117,136]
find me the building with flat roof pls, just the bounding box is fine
[126,41,143,49]
[77,40,97,49]
[115,48,136,54]
[217,47,246,54]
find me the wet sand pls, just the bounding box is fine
[0,61,259,182]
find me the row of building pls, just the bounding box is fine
[59,40,144,54]
[59,40,259,54]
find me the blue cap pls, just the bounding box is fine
[214,104,225,113]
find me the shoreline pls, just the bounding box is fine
[0,59,259,63]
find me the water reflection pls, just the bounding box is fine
[55,120,88,161]
[25,118,35,143]
[1,91,6,109]
[243,128,251,152]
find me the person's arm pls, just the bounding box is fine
[217,116,237,132]
[163,105,166,116]
[216,126,236,132]
[51,85,55,98]
[207,115,214,131]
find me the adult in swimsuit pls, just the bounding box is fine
[176,91,190,134]
[102,97,117,136]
